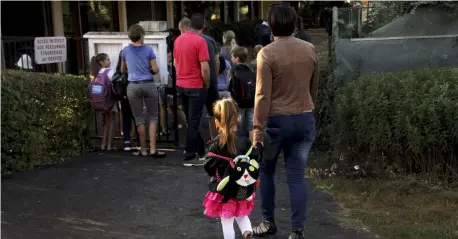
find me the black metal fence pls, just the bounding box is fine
[2,36,180,146]
[2,36,88,75]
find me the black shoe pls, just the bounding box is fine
[288,230,304,239]
[183,151,196,161]
[252,219,277,236]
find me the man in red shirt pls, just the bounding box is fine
[174,14,210,166]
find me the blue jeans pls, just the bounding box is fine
[178,87,207,156]
[238,107,254,137]
[260,112,316,231]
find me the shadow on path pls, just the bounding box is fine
[2,149,373,239]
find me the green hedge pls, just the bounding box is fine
[1,70,92,176]
[330,68,458,177]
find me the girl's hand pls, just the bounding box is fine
[246,195,253,201]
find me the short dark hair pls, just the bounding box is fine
[128,24,145,42]
[190,13,206,30]
[267,3,298,37]
[231,47,248,63]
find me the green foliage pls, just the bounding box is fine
[1,70,93,176]
[331,68,458,179]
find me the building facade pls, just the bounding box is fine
[1,1,280,74]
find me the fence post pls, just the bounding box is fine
[330,7,339,71]
[1,40,5,69]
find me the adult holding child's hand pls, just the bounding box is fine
[251,3,320,239]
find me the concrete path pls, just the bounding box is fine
[1,148,374,239]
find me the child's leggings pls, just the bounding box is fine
[221,216,252,239]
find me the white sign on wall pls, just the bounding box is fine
[34,37,67,64]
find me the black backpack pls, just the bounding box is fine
[228,64,256,108]
[112,50,127,100]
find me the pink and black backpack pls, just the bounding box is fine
[88,70,114,111]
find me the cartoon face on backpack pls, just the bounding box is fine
[217,155,259,202]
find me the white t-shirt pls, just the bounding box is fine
[99,67,115,81]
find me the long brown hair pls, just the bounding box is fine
[90,53,108,79]
[213,98,239,155]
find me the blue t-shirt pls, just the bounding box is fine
[122,44,156,81]
[217,60,231,91]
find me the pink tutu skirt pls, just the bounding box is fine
[203,191,255,218]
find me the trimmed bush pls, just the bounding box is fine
[332,68,458,178]
[1,70,92,176]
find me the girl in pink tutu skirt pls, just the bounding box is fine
[203,99,260,239]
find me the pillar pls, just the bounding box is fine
[223,1,228,23]
[51,1,64,36]
[250,1,255,20]
[234,1,240,22]
[118,1,128,31]
[180,1,185,17]
[51,0,65,73]
[166,0,174,28]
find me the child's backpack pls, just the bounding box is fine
[228,64,256,108]
[88,70,114,111]
[212,146,260,203]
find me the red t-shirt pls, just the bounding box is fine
[173,32,209,88]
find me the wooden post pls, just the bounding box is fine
[234,1,240,22]
[180,1,185,17]
[118,1,128,31]
[166,0,174,28]
[51,0,65,73]
[250,1,255,20]
[223,1,228,23]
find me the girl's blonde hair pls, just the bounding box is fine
[222,30,238,53]
[213,98,239,155]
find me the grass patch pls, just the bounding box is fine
[312,176,458,239]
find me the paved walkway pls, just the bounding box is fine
[2,149,373,239]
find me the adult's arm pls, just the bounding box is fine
[121,60,127,74]
[120,50,127,74]
[310,46,320,104]
[149,47,160,74]
[253,49,273,145]
[198,39,210,88]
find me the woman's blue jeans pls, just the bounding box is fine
[259,112,316,231]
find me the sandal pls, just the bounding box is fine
[157,130,170,136]
[100,145,107,151]
[243,230,253,239]
[150,151,166,158]
[133,150,148,156]
[252,220,277,236]
[107,145,117,151]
